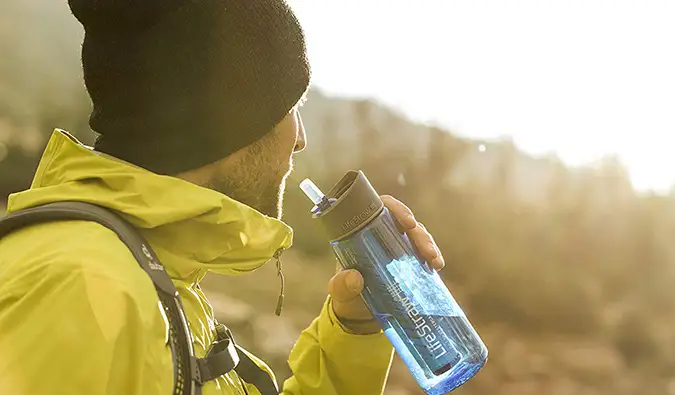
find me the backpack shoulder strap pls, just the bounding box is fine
[212,323,280,395]
[0,202,176,294]
[235,346,280,395]
[0,202,198,395]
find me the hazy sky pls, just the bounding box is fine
[288,0,675,192]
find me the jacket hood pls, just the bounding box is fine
[7,130,293,281]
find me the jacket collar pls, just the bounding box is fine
[7,130,293,282]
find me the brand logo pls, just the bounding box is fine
[142,244,165,272]
[341,202,378,232]
[387,282,448,360]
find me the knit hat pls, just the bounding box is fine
[68,0,311,174]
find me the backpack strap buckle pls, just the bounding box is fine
[194,336,240,385]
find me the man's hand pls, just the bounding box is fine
[328,195,445,334]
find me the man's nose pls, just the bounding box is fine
[294,113,307,153]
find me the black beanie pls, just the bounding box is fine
[68,0,311,174]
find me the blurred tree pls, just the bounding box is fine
[353,99,381,175]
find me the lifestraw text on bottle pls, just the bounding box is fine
[341,201,379,232]
[387,282,450,361]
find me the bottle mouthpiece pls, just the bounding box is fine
[300,178,325,205]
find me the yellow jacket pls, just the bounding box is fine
[0,130,393,395]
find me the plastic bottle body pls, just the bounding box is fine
[330,208,487,394]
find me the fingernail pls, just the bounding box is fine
[346,270,363,292]
[428,242,439,258]
[403,215,416,229]
[432,257,445,270]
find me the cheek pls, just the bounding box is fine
[282,110,302,149]
[285,128,299,153]
[272,111,300,173]
[271,140,293,175]
[281,132,298,161]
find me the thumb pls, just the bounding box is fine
[328,269,372,321]
[328,269,364,303]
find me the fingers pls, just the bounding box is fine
[409,222,445,271]
[328,269,372,320]
[381,195,445,271]
[381,195,416,230]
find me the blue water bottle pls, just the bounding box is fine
[300,171,487,394]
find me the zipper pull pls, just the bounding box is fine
[274,249,285,316]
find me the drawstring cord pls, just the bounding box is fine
[274,249,285,316]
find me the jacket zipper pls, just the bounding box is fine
[273,248,285,316]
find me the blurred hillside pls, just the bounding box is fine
[3,1,675,394]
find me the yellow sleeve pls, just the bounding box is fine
[282,297,394,395]
[0,266,173,395]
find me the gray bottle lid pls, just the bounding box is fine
[312,170,384,242]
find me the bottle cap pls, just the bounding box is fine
[306,170,384,242]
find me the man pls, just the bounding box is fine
[0,1,445,394]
